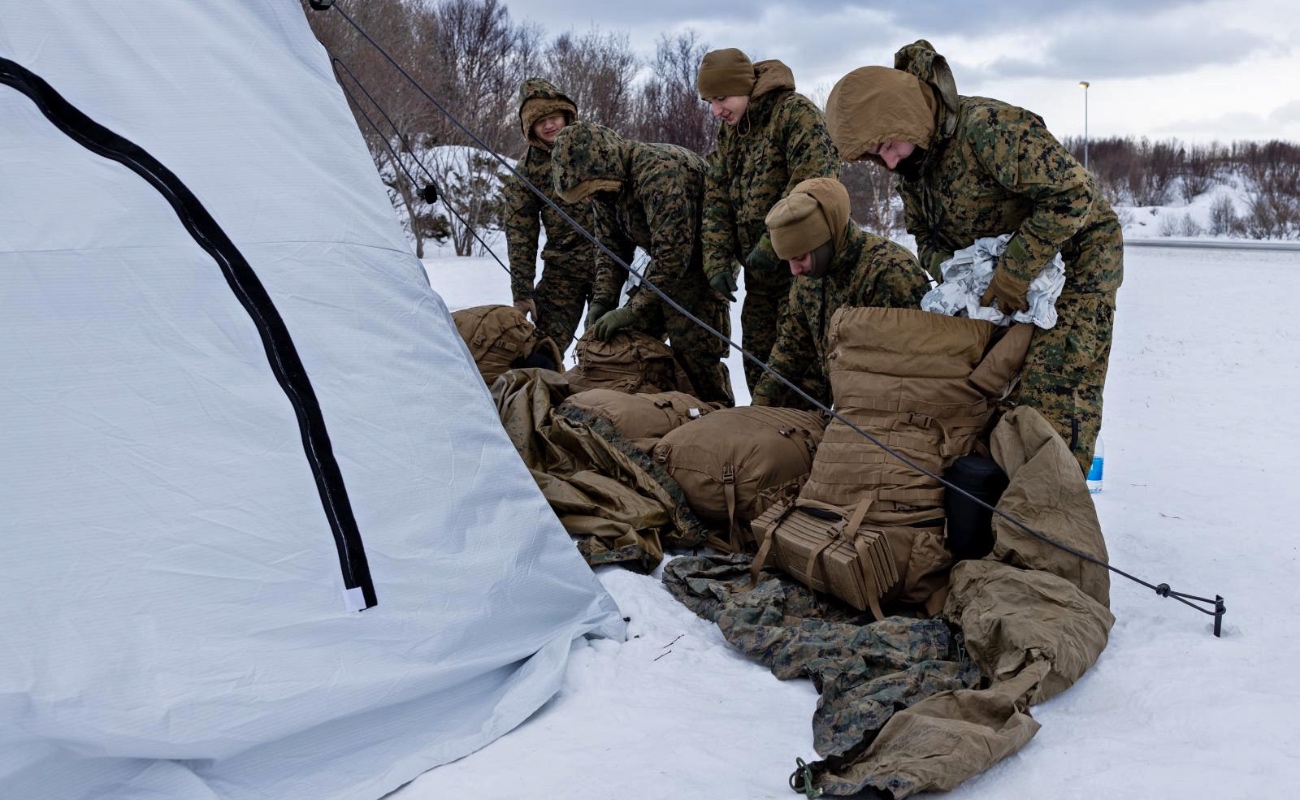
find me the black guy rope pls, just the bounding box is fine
[330,56,510,275]
[311,0,1226,637]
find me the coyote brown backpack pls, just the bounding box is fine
[453,304,563,386]
[565,328,694,396]
[652,407,827,553]
[559,389,721,448]
[761,308,1031,613]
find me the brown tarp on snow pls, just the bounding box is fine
[490,368,709,572]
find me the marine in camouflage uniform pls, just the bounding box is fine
[825,41,1123,472]
[697,49,841,393]
[501,78,597,353]
[751,178,931,408]
[550,121,734,405]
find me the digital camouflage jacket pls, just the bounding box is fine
[551,122,712,315]
[702,60,841,281]
[501,78,595,302]
[752,228,930,406]
[898,94,1122,294]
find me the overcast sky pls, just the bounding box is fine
[503,0,1300,145]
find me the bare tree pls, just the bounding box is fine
[545,29,640,133]
[840,161,901,237]
[1181,141,1228,202]
[305,0,453,256]
[633,31,717,153]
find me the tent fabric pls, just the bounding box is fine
[0,3,623,799]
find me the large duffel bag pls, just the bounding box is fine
[559,389,720,449]
[652,407,827,552]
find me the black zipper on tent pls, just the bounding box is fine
[1,57,378,611]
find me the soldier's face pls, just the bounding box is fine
[868,140,917,171]
[788,252,817,277]
[532,113,568,144]
[788,240,834,278]
[708,95,750,126]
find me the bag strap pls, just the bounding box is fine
[840,494,886,620]
[745,498,797,590]
[722,463,741,552]
[850,531,887,621]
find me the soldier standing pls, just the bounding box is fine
[549,122,734,406]
[825,41,1123,473]
[752,177,931,408]
[696,48,840,394]
[502,78,598,355]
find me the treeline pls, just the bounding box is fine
[1063,136,1300,238]
[306,0,1300,253]
[305,0,716,256]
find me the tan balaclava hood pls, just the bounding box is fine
[825,66,938,165]
[696,48,756,98]
[517,77,578,152]
[765,177,851,261]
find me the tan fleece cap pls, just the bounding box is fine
[766,195,832,259]
[697,48,756,98]
[765,177,851,259]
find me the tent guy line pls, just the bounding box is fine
[310,0,1226,634]
[331,55,512,276]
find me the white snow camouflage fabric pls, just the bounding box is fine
[921,234,1066,328]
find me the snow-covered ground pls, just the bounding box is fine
[410,241,1299,799]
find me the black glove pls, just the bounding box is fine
[584,300,613,330]
[591,307,637,341]
[744,243,783,275]
[980,268,1031,313]
[709,271,738,302]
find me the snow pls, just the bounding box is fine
[409,241,1300,799]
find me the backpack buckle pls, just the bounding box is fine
[721,464,735,484]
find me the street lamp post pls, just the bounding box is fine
[1078,81,1090,170]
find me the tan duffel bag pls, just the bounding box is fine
[652,407,827,553]
[558,389,721,448]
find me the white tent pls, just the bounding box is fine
[0,3,624,799]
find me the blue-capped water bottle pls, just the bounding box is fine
[1086,436,1104,494]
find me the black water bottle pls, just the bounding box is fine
[943,455,1010,561]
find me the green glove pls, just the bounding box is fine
[591,307,637,341]
[584,299,613,330]
[744,242,783,275]
[709,271,738,302]
[980,267,1031,313]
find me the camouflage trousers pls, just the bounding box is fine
[1007,219,1123,474]
[534,260,595,354]
[740,267,793,392]
[639,284,734,406]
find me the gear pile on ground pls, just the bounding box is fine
[471,310,1111,797]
